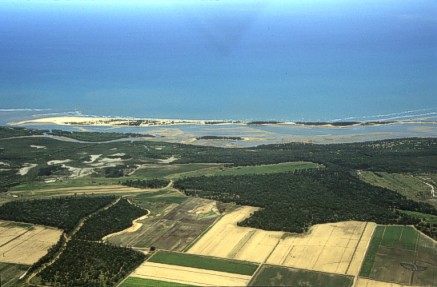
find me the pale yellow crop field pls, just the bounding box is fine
[355,278,422,287]
[267,221,376,275]
[0,220,62,265]
[131,262,251,286]
[187,206,283,263]
[188,206,376,275]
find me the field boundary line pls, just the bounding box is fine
[248,236,283,286]
[153,249,259,265]
[355,224,378,284]
[182,214,223,252]
[346,222,368,275]
[0,229,30,249]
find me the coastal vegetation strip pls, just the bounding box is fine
[148,250,258,276]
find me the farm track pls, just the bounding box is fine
[25,197,121,284]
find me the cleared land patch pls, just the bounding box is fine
[0,220,62,265]
[188,206,375,276]
[131,262,251,287]
[359,225,437,286]
[250,265,354,287]
[106,197,220,251]
[149,250,258,275]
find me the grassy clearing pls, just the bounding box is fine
[134,190,188,204]
[133,164,223,179]
[10,176,123,191]
[148,251,258,276]
[0,263,29,287]
[358,171,431,203]
[399,210,437,224]
[250,265,353,287]
[120,277,196,287]
[178,162,321,178]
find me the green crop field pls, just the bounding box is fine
[250,265,353,287]
[120,277,196,287]
[148,251,258,275]
[359,225,436,286]
[178,161,321,178]
[0,263,29,287]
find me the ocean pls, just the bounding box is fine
[0,0,436,122]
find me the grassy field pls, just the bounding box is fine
[133,189,188,204]
[399,210,437,224]
[250,265,354,287]
[177,161,321,178]
[119,277,196,287]
[0,263,29,287]
[358,171,434,205]
[359,225,436,286]
[148,250,258,275]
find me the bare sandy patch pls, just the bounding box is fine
[0,220,62,265]
[30,145,46,149]
[158,156,179,164]
[16,163,37,175]
[84,154,102,163]
[355,278,422,287]
[131,262,251,287]
[103,213,149,241]
[0,162,10,166]
[190,201,218,215]
[47,159,71,165]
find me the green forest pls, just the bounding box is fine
[76,198,148,241]
[38,240,145,287]
[175,170,436,235]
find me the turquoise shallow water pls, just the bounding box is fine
[0,1,436,121]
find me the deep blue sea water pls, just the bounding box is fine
[0,0,436,121]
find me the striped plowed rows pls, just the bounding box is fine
[131,262,251,286]
[0,220,62,265]
[188,206,376,275]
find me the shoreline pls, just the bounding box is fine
[9,116,437,129]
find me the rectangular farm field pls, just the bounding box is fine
[149,250,258,275]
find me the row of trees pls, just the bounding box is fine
[122,179,170,189]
